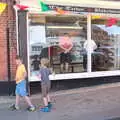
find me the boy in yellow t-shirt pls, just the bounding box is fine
[10,56,35,112]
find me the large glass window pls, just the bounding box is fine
[28,15,88,81]
[91,17,120,71]
[28,14,120,81]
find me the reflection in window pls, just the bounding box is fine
[29,15,120,78]
[91,18,120,71]
[29,25,46,81]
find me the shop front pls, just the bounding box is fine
[15,0,120,84]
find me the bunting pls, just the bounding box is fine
[13,1,120,28]
[55,8,66,14]
[38,0,70,14]
[38,0,50,12]
[16,4,29,10]
[0,2,7,15]
[91,16,120,27]
[106,18,117,27]
[91,15,102,20]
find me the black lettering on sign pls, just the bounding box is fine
[48,4,120,14]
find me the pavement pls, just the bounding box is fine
[0,82,120,120]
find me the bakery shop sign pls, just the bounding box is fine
[48,4,120,14]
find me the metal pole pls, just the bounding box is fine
[87,14,92,72]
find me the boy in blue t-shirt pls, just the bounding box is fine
[39,58,53,112]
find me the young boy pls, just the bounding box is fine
[39,58,52,112]
[10,56,35,111]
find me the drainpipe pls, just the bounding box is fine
[13,5,19,55]
[6,27,11,95]
[6,0,11,96]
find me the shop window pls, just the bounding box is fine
[29,25,46,81]
[28,14,120,82]
[29,15,88,79]
[91,17,120,71]
[29,14,120,82]
[28,14,120,81]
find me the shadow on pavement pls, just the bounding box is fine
[106,117,120,120]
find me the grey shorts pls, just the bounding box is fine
[41,81,51,97]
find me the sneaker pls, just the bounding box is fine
[40,106,50,112]
[27,106,36,112]
[9,104,20,111]
[48,103,52,109]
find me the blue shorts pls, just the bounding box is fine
[15,80,28,97]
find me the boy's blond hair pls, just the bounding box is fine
[41,58,49,67]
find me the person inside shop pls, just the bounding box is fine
[32,55,40,71]
[94,43,108,71]
[40,47,49,59]
[59,33,73,73]
[83,39,97,71]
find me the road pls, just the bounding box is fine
[0,83,120,120]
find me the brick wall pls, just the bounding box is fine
[0,0,17,81]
